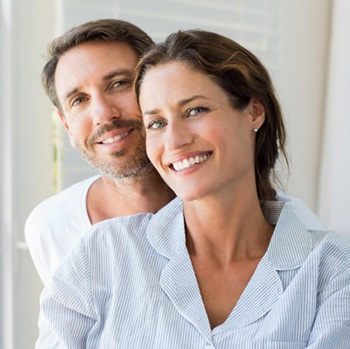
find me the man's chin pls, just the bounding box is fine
[99,160,155,182]
[76,147,154,181]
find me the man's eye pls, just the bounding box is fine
[187,106,208,117]
[111,80,128,88]
[71,97,85,107]
[147,119,167,130]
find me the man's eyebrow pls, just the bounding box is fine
[103,68,133,81]
[63,69,133,102]
[143,95,208,116]
[63,88,80,103]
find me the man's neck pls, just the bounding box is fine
[86,174,175,224]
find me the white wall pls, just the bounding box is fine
[1,0,55,348]
[277,0,331,208]
[317,0,350,237]
[1,1,331,348]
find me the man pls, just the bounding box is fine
[25,19,324,286]
[25,19,175,285]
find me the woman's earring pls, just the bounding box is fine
[253,128,258,133]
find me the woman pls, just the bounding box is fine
[37,30,350,348]
[133,30,350,346]
[135,30,284,330]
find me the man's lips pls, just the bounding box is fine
[97,130,132,144]
[88,119,143,147]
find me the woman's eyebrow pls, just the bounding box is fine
[143,95,209,116]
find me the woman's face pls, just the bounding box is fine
[139,61,264,202]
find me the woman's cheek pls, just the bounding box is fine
[146,137,159,167]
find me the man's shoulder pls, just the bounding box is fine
[31,176,98,214]
[25,175,99,232]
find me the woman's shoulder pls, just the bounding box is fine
[314,230,350,267]
[81,198,183,248]
[84,212,154,245]
[275,191,324,230]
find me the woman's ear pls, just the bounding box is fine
[249,97,266,130]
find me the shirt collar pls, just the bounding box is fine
[266,203,313,270]
[147,197,184,259]
[147,198,315,270]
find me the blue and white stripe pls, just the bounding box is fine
[36,198,350,348]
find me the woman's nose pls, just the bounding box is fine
[164,120,194,150]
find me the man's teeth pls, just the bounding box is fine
[172,154,210,171]
[101,132,129,144]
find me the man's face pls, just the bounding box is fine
[55,41,153,180]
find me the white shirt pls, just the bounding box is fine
[36,198,350,348]
[24,176,99,285]
[25,174,324,285]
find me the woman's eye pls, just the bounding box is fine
[187,106,208,117]
[147,119,167,130]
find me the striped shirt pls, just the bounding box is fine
[36,198,350,348]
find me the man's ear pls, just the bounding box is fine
[57,110,69,131]
[57,110,76,148]
[249,97,266,130]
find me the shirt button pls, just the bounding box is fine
[204,345,214,349]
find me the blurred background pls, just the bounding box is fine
[1,0,349,347]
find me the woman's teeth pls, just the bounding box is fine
[172,154,210,171]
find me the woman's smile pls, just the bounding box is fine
[170,152,212,172]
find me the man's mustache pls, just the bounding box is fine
[88,118,144,146]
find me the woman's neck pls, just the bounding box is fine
[183,193,273,265]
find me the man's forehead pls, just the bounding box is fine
[57,41,138,68]
[55,41,138,97]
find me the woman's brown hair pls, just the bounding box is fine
[134,29,288,200]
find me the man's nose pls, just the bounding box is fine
[91,94,121,126]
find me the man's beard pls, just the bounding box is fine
[74,118,154,181]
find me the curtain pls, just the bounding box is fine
[318,0,350,237]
